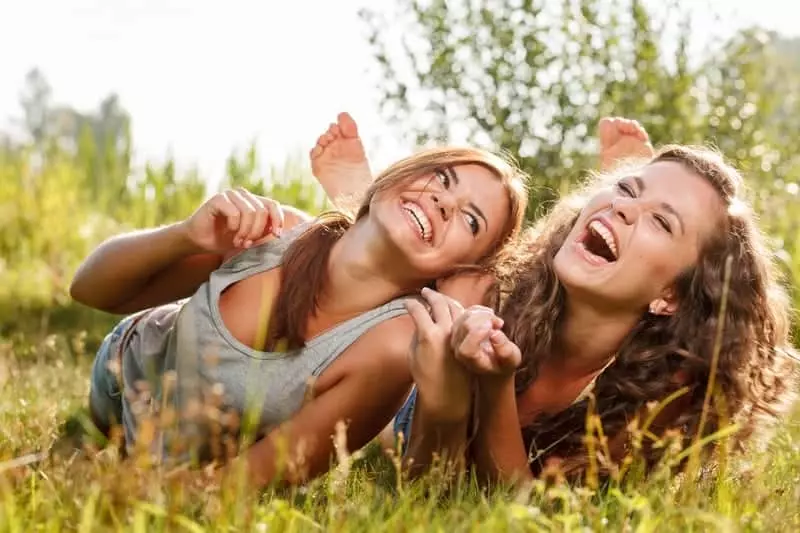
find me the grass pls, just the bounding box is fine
[1,344,800,532]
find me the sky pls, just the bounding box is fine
[1,0,799,187]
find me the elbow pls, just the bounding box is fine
[68,271,91,306]
[68,269,122,314]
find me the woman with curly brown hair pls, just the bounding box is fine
[396,133,799,484]
[310,114,798,483]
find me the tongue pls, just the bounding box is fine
[585,232,615,262]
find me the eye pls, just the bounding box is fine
[654,214,673,234]
[464,212,480,235]
[617,181,636,197]
[436,170,450,189]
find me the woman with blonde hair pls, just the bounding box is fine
[71,140,528,488]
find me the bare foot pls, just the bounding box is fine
[310,112,373,206]
[598,117,655,171]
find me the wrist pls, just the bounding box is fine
[477,374,515,410]
[171,220,207,255]
[415,387,472,425]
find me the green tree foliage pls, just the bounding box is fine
[361,0,800,325]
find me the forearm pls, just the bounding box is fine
[70,222,209,312]
[402,391,471,479]
[473,377,533,485]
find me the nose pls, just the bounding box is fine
[431,191,456,220]
[612,197,640,225]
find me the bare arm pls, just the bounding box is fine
[472,377,533,485]
[396,288,477,478]
[70,222,216,314]
[231,320,414,488]
[401,391,471,478]
[70,190,311,314]
[449,306,532,485]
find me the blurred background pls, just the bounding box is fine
[2,0,800,354]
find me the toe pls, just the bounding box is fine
[633,121,649,141]
[598,118,614,144]
[338,112,359,138]
[310,145,323,159]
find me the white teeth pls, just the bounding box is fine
[588,220,618,259]
[403,201,433,243]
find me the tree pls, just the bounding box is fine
[359,0,790,219]
[18,68,52,147]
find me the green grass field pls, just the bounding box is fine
[1,346,799,533]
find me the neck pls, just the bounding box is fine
[320,219,427,316]
[554,298,641,374]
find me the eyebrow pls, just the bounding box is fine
[448,166,489,232]
[633,176,686,235]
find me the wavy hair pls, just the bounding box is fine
[500,145,798,477]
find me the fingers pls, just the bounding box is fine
[488,329,522,370]
[227,189,270,247]
[233,188,266,246]
[420,287,461,327]
[404,298,435,335]
[452,316,494,363]
[208,188,286,248]
[242,189,285,242]
[262,196,284,237]
[207,193,242,233]
[451,306,503,351]
[248,192,284,241]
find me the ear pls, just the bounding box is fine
[648,289,678,316]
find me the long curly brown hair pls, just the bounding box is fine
[500,145,799,478]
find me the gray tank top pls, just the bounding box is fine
[117,223,409,459]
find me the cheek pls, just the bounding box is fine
[634,245,692,287]
[440,231,489,266]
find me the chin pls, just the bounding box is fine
[554,248,609,299]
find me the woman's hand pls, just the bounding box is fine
[450,306,521,378]
[405,288,473,423]
[181,188,286,253]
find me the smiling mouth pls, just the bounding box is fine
[579,220,618,263]
[402,201,433,243]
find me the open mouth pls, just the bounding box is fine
[402,201,433,243]
[580,220,618,263]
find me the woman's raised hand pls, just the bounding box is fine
[450,306,521,378]
[404,287,473,422]
[181,188,285,253]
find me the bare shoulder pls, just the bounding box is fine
[315,314,414,393]
[353,314,415,366]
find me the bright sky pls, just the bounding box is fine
[1,0,798,186]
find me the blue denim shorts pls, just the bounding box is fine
[392,386,418,455]
[88,315,136,430]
